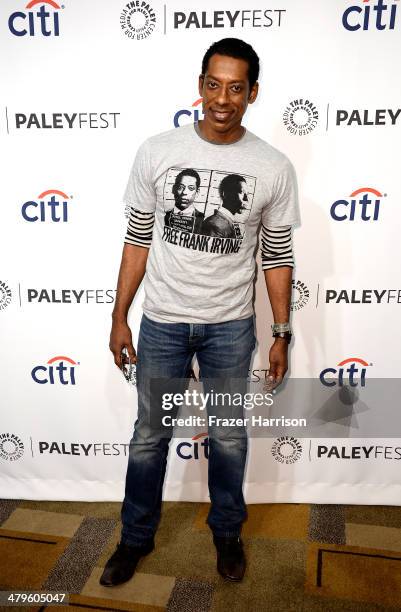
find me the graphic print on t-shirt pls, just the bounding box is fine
[162,166,256,254]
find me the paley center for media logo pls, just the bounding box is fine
[8,0,63,37]
[291,279,310,311]
[330,187,386,221]
[31,355,79,385]
[120,1,156,39]
[0,281,12,311]
[0,433,24,461]
[287,103,400,131]
[271,436,302,464]
[21,189,71,222]
[342,0,398,31]
[319,357,372,387]
[282,99,319,135]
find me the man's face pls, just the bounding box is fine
[198,53,258,134]
[174,175,198,210]
[232,180,249,215]
[236,180,249,213]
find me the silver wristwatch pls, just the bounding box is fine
[271,322,292,343]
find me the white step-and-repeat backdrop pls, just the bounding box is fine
[1,0,400,504]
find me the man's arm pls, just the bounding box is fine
[263,266,292,385]
[110,245,149,369]
[260,224,294,386]
[110,202,155,369]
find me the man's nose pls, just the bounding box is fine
[215,86,230,105]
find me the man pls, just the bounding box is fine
[202,173,249,238]
[164,168,204,234]
[100,37,299,587]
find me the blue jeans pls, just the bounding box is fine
[121,313,256,546]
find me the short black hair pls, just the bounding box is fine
[201,38,260,90]
[173,168,201,193]
[219,174,246,201]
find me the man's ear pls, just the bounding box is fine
[198,74,204,97]
[248,81,259,104]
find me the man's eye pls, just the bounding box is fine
[208,82,217,88]
[232,86,241,93]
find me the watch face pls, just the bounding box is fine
[273,332,292,341]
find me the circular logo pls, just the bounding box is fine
[271,436,302,464]
[283,99,318,135]
[0,281,12,311]
[291,279,310,311]
[120,2,156,40]
[0,433,24,462]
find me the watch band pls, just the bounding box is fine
[271,322,291,333]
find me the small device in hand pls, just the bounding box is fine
[121,347,137,386]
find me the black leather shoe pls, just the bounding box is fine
[99,540,154,587]
[213,535,246,582]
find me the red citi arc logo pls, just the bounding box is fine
[21,189,71,223]
[9,0,62,37]
[174,98,204,128]
[320,357,370,387]
[330,187,384,221]
[31,356,79,385]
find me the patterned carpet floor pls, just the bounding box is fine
[1,499,401,611]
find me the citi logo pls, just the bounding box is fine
[22,189,71,222]
[319,357,371,387]
[174,98,204,128]
[342,0,398,31]
[176,432,209,460]
[9,0,63,37]
[31,355,79,385]
[330,187,384,221]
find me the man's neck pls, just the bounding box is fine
[173,204,195,215]
[197,119,245,145]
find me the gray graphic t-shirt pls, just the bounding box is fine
[123,121,300,324]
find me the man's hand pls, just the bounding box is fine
[109,243,149,371]
[265,338,288,391]
[109,319,137,370]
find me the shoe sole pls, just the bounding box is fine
[217,567,245,582]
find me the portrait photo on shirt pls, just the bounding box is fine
[162,166,256,239]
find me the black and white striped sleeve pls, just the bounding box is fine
[261,224,294,270]
[124,207,155,248]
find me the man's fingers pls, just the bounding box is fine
[125,343,137,363]
[121,345,137,366]
[264,368,277,391]
[264,363,287,391]
[113,350,122,369]
[110,345,136,369]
